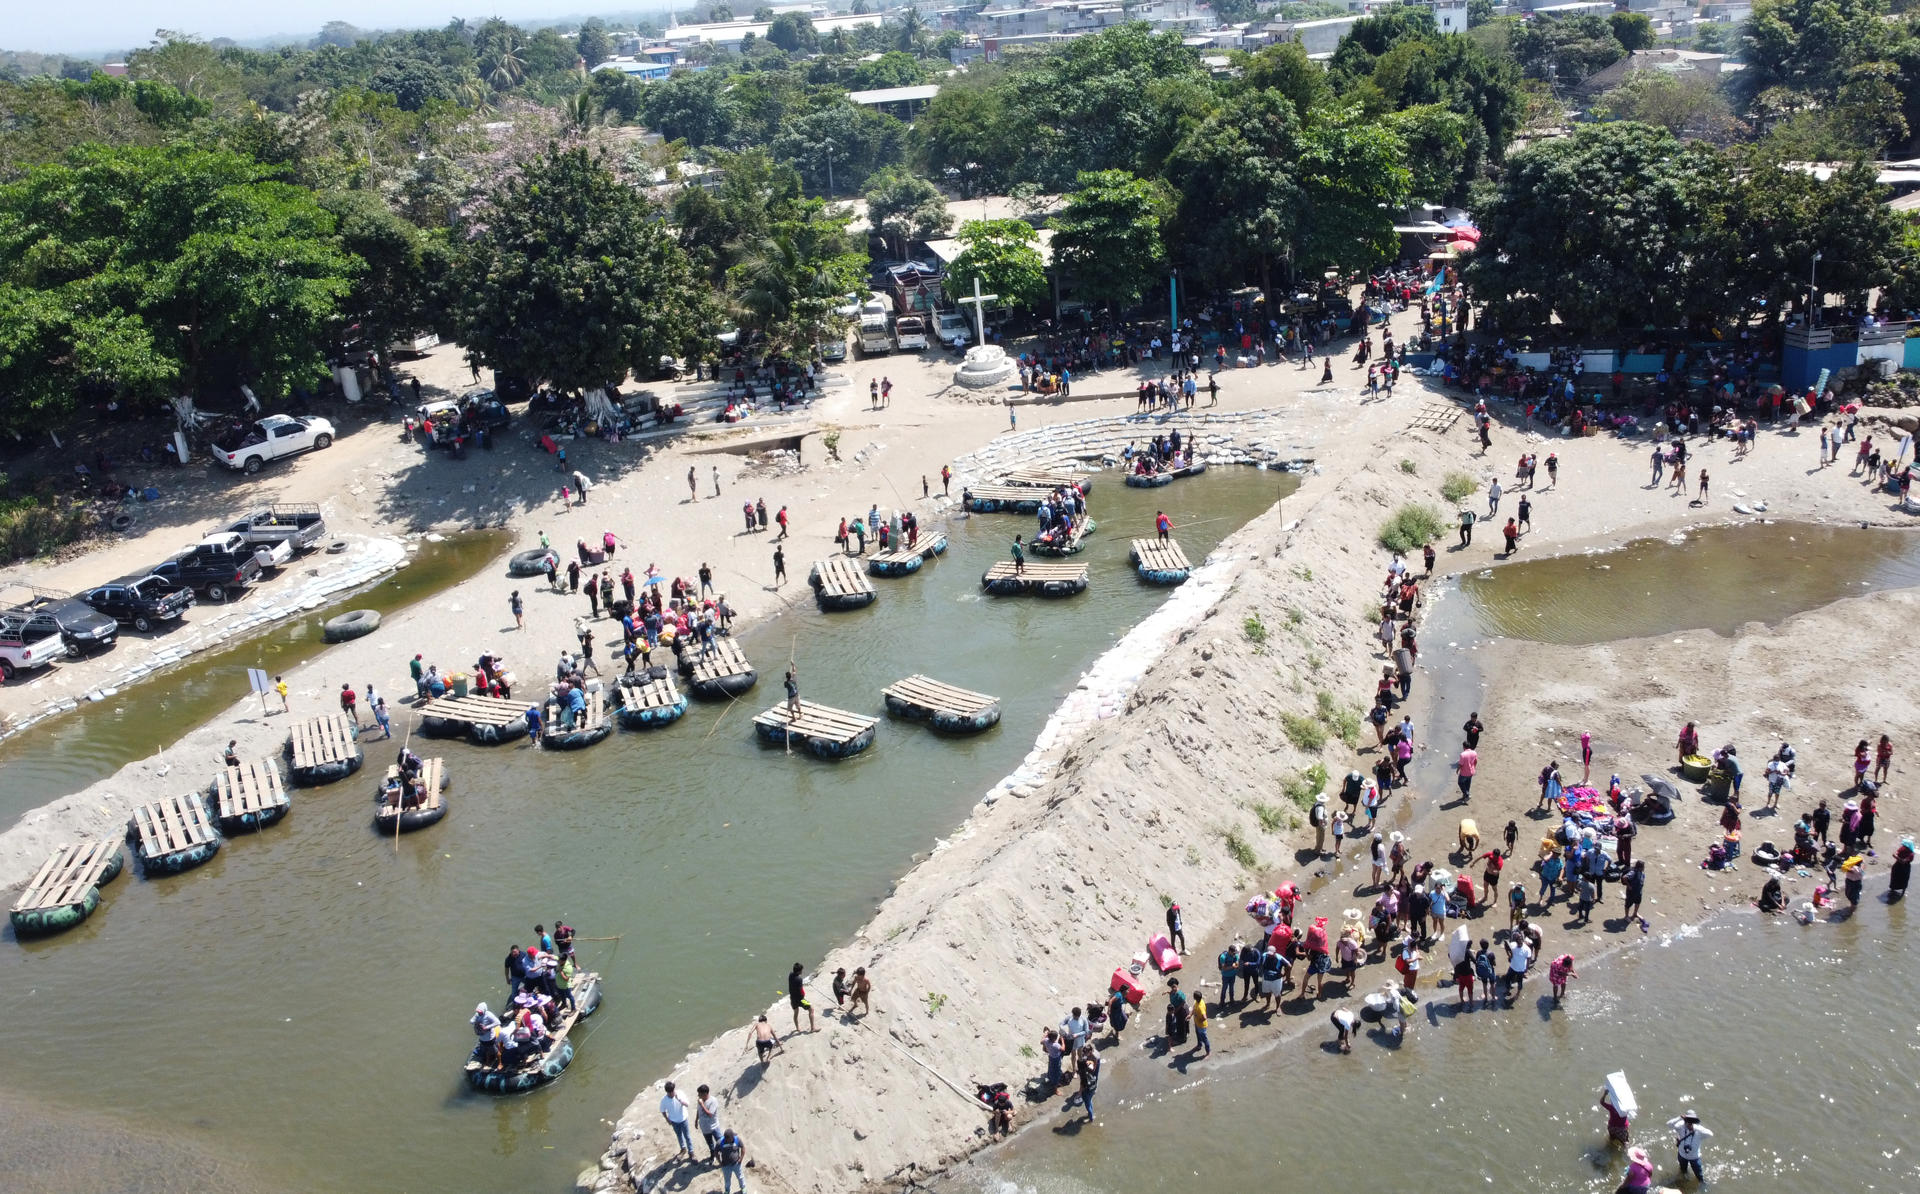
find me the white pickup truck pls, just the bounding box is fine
[211,504,327,554]
[858,315,893,356]
[0,615,64,682]
[893,315,929,351]
[211,414,336,474]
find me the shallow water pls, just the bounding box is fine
[0,470,1294,1193]
[0,531,513,817]
[953,903,1920,1193]
[1460,522,1920,644]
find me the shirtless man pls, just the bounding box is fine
[750,1014,781,1065]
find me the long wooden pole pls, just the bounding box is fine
[395,715,412,853]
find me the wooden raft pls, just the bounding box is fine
[753,700,878,749]
[884,675,998,717]
[1409,403,1463,433]
[867,534,947,571]
[810,555,877,607]
[213,757,289,827]
[12,841,119,918]
[416,694,528,728]
[129,794,218,861]
[1131,538,1192,573]
[965,484,1047,505]
[382,758,445,812]
[999,468,1091,489]
[545,689,608,732]
[688,637,754,686]
[982,561,1089,590]
[290,714,359,773]
[619,673,682,712]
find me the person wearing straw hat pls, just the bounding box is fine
[1310,792,1330,855]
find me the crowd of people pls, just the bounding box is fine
[471,922,580,1074]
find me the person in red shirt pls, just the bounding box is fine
[1457,746,1479,800]
[1479,849,1505,906]
[339,682,359,726]
[1155,511,1172,542]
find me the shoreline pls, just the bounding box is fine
[592,392,1917,1194]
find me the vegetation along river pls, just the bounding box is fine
[0,469,1293,1194]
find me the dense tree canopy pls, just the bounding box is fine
[0,144,356,426]
[946,219,1048,314]
[1051,170,1172,309]
[445,145,709,390]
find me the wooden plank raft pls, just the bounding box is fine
[999,467,1094,492]
[1409,403,1463,432]
[1130,538,1193,584]
[10,840,124,936]
[867,532,949,577]
[543,688,611,749]
[981,560,1089,598]
[752,699,878,759]
[212,756,290,832]
[963,484,1048,514]
[417,694,532,744]
[128,793,221,876]
[616,672,688,728]
[683,636,757,699]
[883,674,1002,733]
[287,713,362,785]
[809,555,877,610]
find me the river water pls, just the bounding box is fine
[949,522,1920,1194]
[1,469,1295,1194]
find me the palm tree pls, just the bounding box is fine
[894,6,927,54]
[561,89,605,135]
[731,234,837,350]
[482,38,526,90]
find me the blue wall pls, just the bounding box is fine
[1783,343,1857,393]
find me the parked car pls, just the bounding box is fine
[210,414,336,474]
[211,504,327,554]
[82,574,196,632]
[893,315,929,351]
[817,336,848,364]
[936,311,973,349]
[198,530,292,570]
[150,545,263,602]
[0,590,118,657]
[0,615,64,681]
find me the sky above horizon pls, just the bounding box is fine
[12,3,663,56]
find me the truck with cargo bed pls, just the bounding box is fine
[210,504,327,554]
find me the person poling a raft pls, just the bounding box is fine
[383,746,427,811]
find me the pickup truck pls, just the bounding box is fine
[211,504,327,554]
[0,615,66,680]
[151,544,264,602]
[893,315,929,351]
[858,315,893,356]
[83,574,196,632]
[936,311,973,349]
[198,530,293,570]
[0,589,119,657]
[210,414,337,474]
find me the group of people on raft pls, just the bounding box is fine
[1032,483,1089,551]
[1125,432,1194,476]
[380,747,431,811]
[472,924,581,1073]
[834,505,922,556]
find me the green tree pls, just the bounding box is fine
[1235,41,1332,123]
[1467,0,1496,27]
[767,14,819,53]
[1164,90,1303,294]
[728,226,866,351]
[1050,169,1170,309]
[446,145,709,390]
[1723,154,1903,319]
[0,144,356,424]
[576,19,614,69]
[1384,102,1484,202]
[863,167,952,255]
[1740,0,1890,103]
[1593,71,1742,142]
[1610,12,1657,52]
[318,189,447,355]
[850,51,928,89]
[946,218,1048,313]
[370,56,455,111]
[1509,15,1626,85]
[914,66,1021,194]
[1295,114,1411,277]
[753,7,776,21]
[894,7,929,53]
[641,69,739,145]
[770,99,907,193]
[710,4,735,20]
[1465,122,1728,338]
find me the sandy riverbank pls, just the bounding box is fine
[591,389,1918,1194]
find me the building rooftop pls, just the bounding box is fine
[847,84,943,106]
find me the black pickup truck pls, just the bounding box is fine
[149,545,263,602]
[83,574,197,632]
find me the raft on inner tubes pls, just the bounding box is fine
[866,533,948,577]
[286,713,363,786]
[882,674,1001,734]
[680,637,758,700]
[1028,518,1095,557]
[465,972,603,1095]
[963,485,1047,515]
[751,701,878,760]
[980,561,1089,598]
[1130,537,1193,586]
[809,556,877,611]
[126,794,222,878]
[9,840,124,938]
[374,758,449,833]
[1124,470,1174,488]
[614,673,688,729]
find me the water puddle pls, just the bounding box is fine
[1460,522,1920,645]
